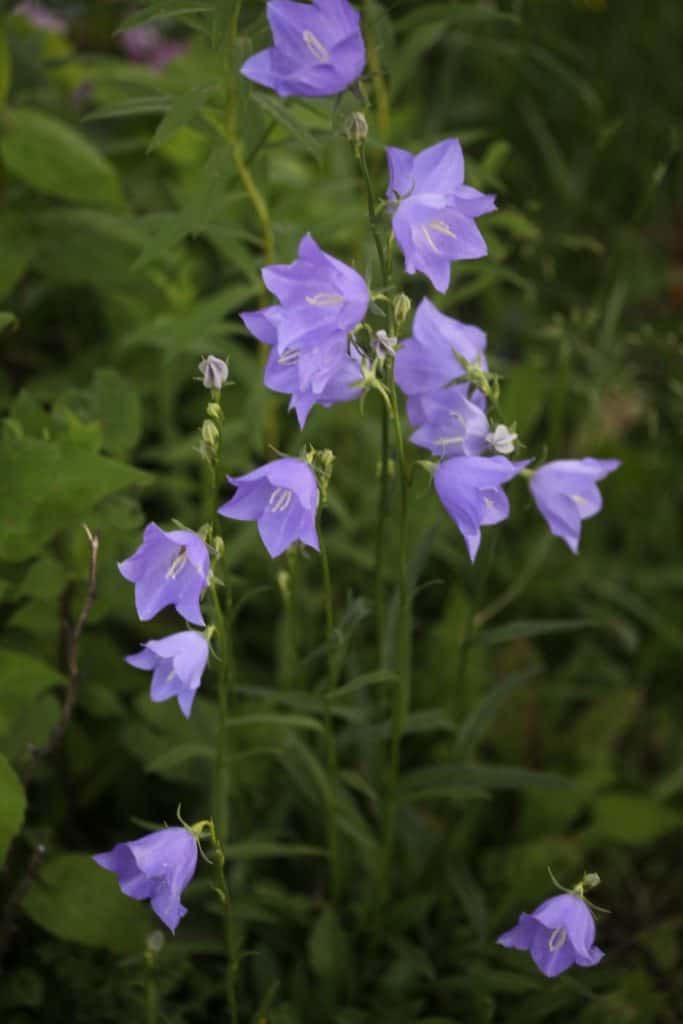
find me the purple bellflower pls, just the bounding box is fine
[126,630,209,719]
[219,457,319,558]
[407,388,489,459]
[386,139,496,292]
[241,234,368,425]
[529,458,620,554]
[394,298,488,408]
[497,893,604,978]
[94,827,198,933]
[119,524,210,626]
[119,25,187,68]
[240,0,366,98]
[434,455,527,561]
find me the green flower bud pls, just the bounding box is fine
[345,111,368,146]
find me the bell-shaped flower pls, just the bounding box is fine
[240,0,366,98]
[126,630,209,719]
[394,298,488,408]
[407,388,489,459]
[386,139,496,292]
[434,455,527,561]
[263,335,362,427]
[118,524,210,626]
[497,893,604,977]
[529,458,620,554]
[219,457,319,558]
[94,827,198,933]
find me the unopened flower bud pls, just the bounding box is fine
[373,329,397,363]
[344,111,368,146]
[146,931,165,954]
[213,535,225,559]
[206,402,222,421]
[201,419,220,447]
[276,569,291,602]
[198,355,229,390]
[486,424,518,455]
[393,292,411,328]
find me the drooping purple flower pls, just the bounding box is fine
[434,455,527,561]
[497,894,604,978]
[240,0,366,98]
[119,524,210,626]
[263,334,362,427]
[119,26,188,69]
[218,458,319,558]
[94,827,198,933]
[386,139,496,292]
[394,298,488,408]
[407,388,489,459]
[126,630,209,718]
[241,234,368,425]
[529,458,621,554]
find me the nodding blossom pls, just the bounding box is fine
[386,139,496,292]
[529,458,621,554]
[394,298,488,408]
[94,827,198,933]
[126,630,209,718]
[241,234,368,426]
[119,524,210,626]
[434,456,527,562]
[407,388,489,459]
[219,457,319,558]
[497,893,604,978]
[240,0,366,98]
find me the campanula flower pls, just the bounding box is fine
[395,298,488,408]
[240,0,366,98]
[263,334,362,427]
[434,455,527,561]
[386,139,496,292]
[94,827,198,933]
[119,524,210,626]
[407,388,489,459]
[126,630,209,718]
[119,25,187,68]
[529,458,621,554]
[219,457,319,558]
[497,893,604,977]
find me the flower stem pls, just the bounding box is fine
[318,519,341,902]
[208,825,239,1024]
[375,399,389,665]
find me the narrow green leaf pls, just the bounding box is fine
[117,1,212,31]
[0,753,26,862]
[222,841,325,861]
[327,669,398,702]
[225,713,324,734]
[250,91,323,160]
[479,618,594,646]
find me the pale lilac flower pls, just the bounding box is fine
[386,139,496,292]
[14,2,66,33]
[119,26,187,69]
[497,894,604,978]
[529,458,621,554]
[219,458,319,558]
[126,630,209,718]
[395,298,488,408]
[434,455,527,561]
[94,827,198,933]
[263,334,362,427]
[241,234,368,425]
[198,354,229,390]
[119,524,210,626]
[407,388,489,459]
[240,0,366,98]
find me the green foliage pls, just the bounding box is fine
[0,1,681,1022]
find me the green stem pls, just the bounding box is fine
[375,400,389,665]
[209,827,239,1024]
[144,950,159,1024]
[210,580,231,846]
[318,519,341,902]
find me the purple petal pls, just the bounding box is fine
[386,146,415,198]
[497,913,538,951]
[413,138,465,193]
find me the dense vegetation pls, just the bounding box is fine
[1,1,681,1022]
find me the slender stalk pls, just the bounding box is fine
[210,579,231,846]
[375,401,389,665]
[209,825,239,1024]
[318,518,341,902]
[144,948,159,1024]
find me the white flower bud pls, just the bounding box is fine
[344,111,368,145]
[198,355,229,390]
[486,424,518,455]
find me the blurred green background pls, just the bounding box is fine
[0,1,682,1021]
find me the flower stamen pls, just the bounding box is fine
[268,487,294,513]
[548,927,567,952]
[166,547,187,579]
[302,29,330,62]
[305,292,344,306]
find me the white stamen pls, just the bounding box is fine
[269,487,293,513]
[548,927,567,952]
[165,668,176,683]
[419,225,439,253]
[305,292,344,307]
[166,547,187,579]
[278,348,300,366]
[302,29,330,62]
[434,434,465,448]
[571,494,587,505]
[429,219,457,239]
